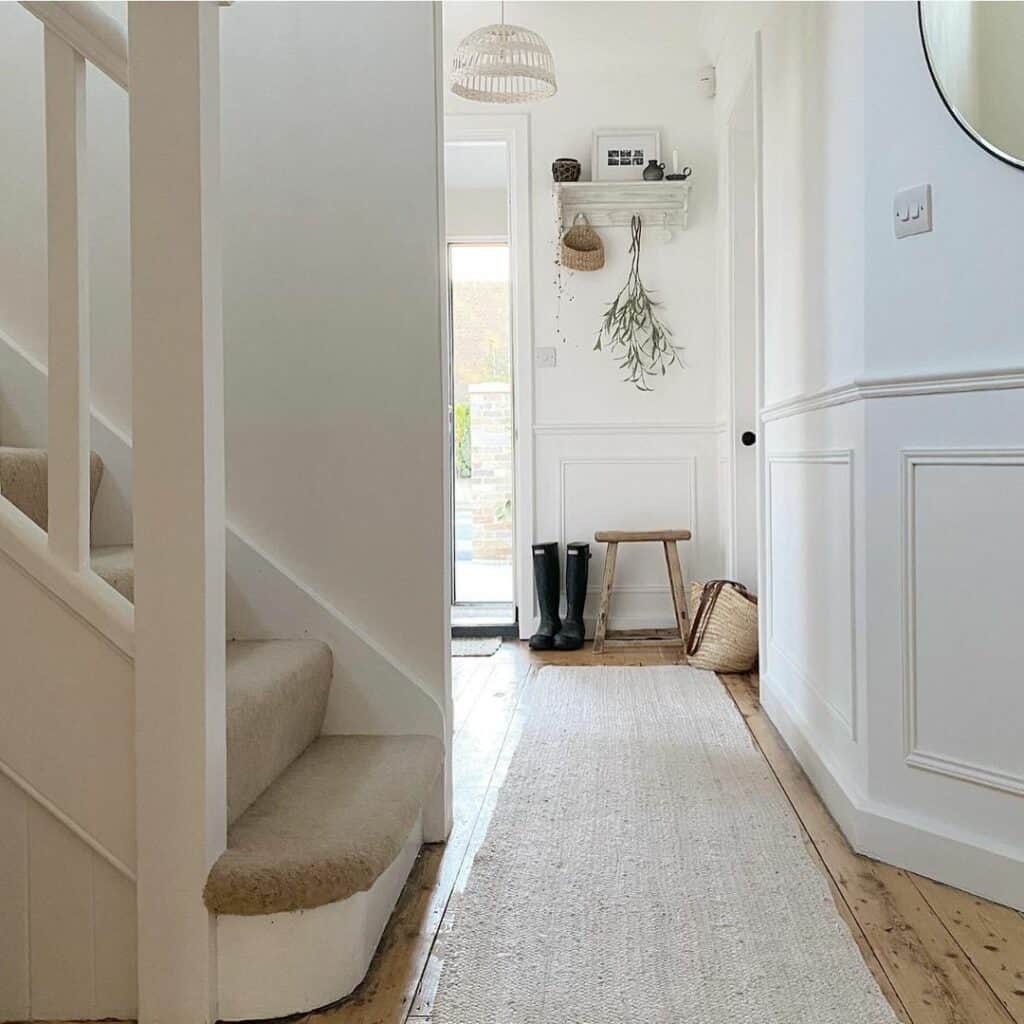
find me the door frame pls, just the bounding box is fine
[752,32,768,675]
[444,113,535,635]
[724,71,759,590]
[721,35,767,659]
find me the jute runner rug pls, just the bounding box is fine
[432,665,897,1023]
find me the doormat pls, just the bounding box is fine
[452,636,502,657]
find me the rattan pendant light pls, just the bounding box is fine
[450,1,557,104]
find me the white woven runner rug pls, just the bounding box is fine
[432,666,898,1023]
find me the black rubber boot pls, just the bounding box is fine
[528,542,561,650]
[554,542,590,650]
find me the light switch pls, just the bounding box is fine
[535,346,557,368]
[894,184,932,239]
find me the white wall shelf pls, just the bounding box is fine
[555,181,691,240]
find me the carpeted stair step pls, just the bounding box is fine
[226,639,333,826]
[203,733,443,916]
[91,544,135,601]
[0,446,104,530]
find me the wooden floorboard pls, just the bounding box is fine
[316,643,534,1024]
[721,671,1022,1024]
[299,642,1022,1024]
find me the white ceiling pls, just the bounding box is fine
[444,141,508,190]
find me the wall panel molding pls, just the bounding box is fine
[901,447,1024,797]
[765,450,857,739]
[534,421,725,436]
[558,455,698,583]
[762,365,1024,423]
[555,455,698,608]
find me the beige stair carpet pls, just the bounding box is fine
[0,446,103,530]
[432,666,898,1024]
[90,544,135,601]
[205,733,443,916]
[226,639,333,825]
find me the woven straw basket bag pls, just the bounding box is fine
[686,580,758,672]
[560,213,604,272]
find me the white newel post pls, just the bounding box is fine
[44,28,90,570]
[129,4,226,1022]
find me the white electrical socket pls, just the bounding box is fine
[894,184,932,239]
[535,347,557,368]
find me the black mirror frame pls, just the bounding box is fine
[918,1,1024,172]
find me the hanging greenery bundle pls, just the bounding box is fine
[594,214,683,391]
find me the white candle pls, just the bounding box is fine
[672,149,679,175]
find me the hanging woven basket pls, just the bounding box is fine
[560,213,605,272]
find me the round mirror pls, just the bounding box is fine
[919,1,1024,169]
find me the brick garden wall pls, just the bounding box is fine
[469,383,513,561]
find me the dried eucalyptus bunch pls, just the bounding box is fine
[594,214,683,391]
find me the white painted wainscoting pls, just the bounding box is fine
[0,547,136,1020]
[760,376,1024,911]
[529,422,726,637]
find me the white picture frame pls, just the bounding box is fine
[591,127,662,182]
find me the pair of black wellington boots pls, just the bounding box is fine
[528,541,591,651]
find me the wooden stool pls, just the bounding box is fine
[592,529,692,654]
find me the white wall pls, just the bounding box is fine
[706,0,1024,909]
[444,2,722,631]
[219,2,448,718]
[860,0,1024,906]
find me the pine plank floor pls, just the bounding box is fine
[304,642,1024,1024]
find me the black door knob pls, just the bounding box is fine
[741,431,757,447]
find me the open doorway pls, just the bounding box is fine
[445,138,516,631]
[444,114,533,639]
[448,235,514,619]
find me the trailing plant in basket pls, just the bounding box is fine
[594,215,682,391]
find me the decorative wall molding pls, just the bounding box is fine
[0,753,136,883]
[765,450,857,740]
[900,447,1024,797]
[762,675,1024,912]
[558,454,698,597]
[761,365,1024,423]
[534,421,724,436]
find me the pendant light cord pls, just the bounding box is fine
[499,0,505,25]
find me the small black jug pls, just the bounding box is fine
[642,159,665,181]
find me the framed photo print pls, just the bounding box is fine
[592,127,661,182]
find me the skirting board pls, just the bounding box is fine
[761,676,1024,912]
[217,814,423,1020]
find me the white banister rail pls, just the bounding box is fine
[43,27,91,571]
[21,2,128,90]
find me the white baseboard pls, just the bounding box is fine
[762,675,1024,911]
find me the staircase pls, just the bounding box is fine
[1,4,449,1022]
[0,440,443,1020]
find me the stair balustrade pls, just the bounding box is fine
[18,5,228,1021]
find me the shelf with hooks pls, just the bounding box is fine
[555,181,691,242]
